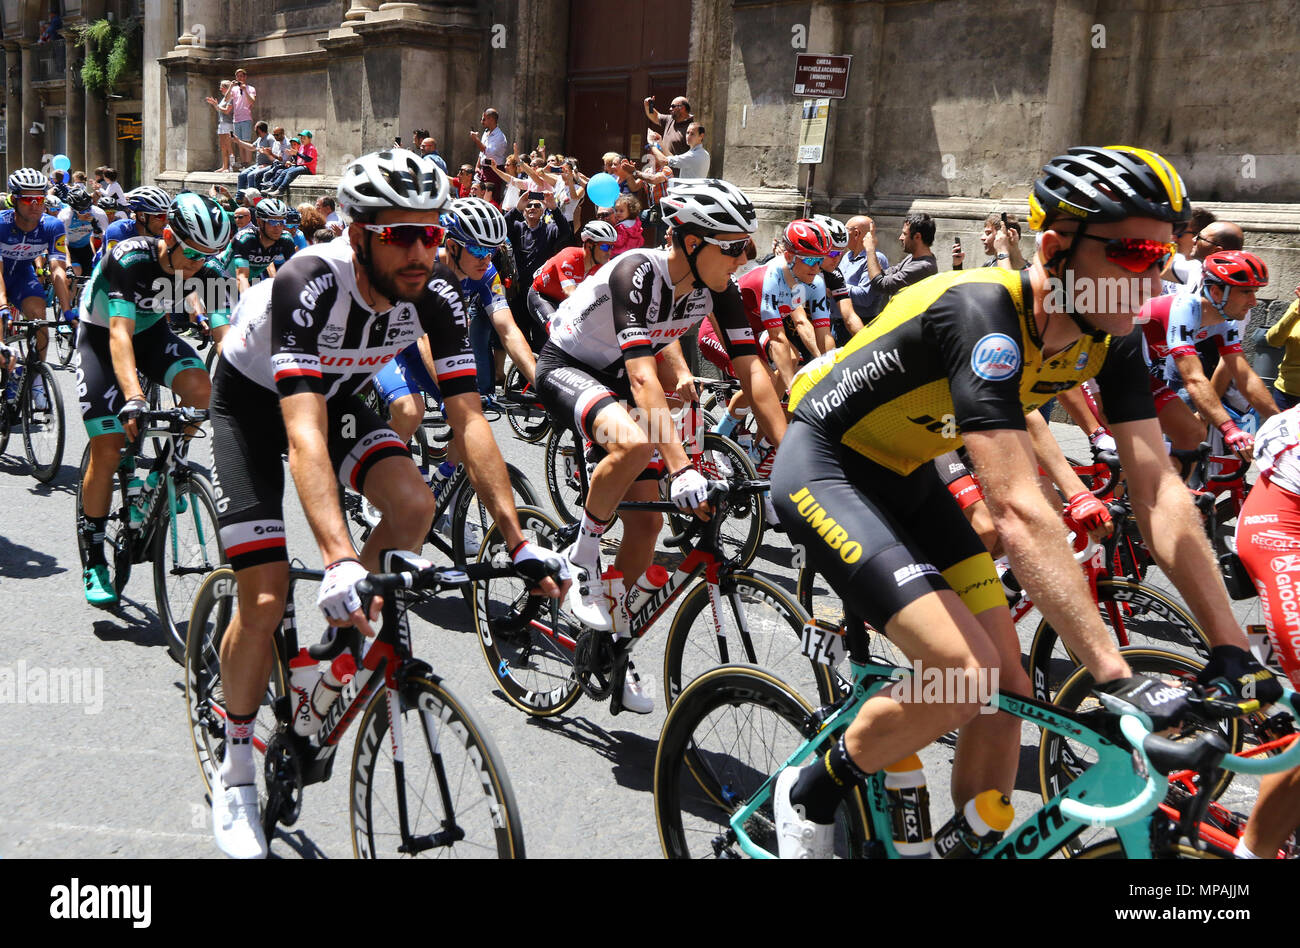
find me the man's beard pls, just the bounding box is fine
[369,263,432,303]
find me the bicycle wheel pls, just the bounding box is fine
[1037,647,1244,857]
[543,424,587,524]
[74,443,133,596]
[472,505,583,717]
[0,371,13,456]
[666,432,763,569]
[54,320,75,366]
[662,571,836,711]
[184,568,288,802]
[503,365,550,444]
[22,361,65,482]
[1027,577,1211,703]
[654,664,869,859]
[350,673,525,858]
[153,467,226,665]
[449,462,540,568]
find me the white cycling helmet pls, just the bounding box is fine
[168,191,234,252]
[660,178,757,235]
[813,214,849,250]
[8,167,48,194]
[441,197,508,247]
[337,148,450,219]
[580,220,618,244]
[255,197,292,222]
[127,186,172,215]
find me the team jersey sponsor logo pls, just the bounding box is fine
[1074,352,1089,371]
[803,347,904,419]
[1243,514,1280,525]
[893,563,940,587]
[1250,529,1300,552]
[1269,553,1300,573]
[971,333,1020,381]
[786,487,863,564]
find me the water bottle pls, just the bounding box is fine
[125,473,147,526]
[310,653,357,722]
[624,564,669,616]
[933,790,1014,858]
[884,754,934,858]
[288,649,323,737]
[429,460,455,500]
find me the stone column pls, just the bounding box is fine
[3,42,21,178]
[175,0,223,50]
[63,28,85,175]
[1040,0,1098,160]
[20,44,40,168]
[343,1,379,24]
[142,0,170,184]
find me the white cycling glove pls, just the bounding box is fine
[317,557,369,623]
[669,466,710,513]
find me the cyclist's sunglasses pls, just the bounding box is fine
[176,237,217,261]
[597,242,613,252]
[1068,233,1176,273]
[826,250,842,259]
[701,235,751,257]
[460,243,496,259]
[260,218,285,227]
[15,194,45,205]
[793,254,825,267]
[360,223,444,249]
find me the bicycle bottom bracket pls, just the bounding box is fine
[263,731,304,836]
[574,629,616,700]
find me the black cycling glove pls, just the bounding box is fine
[1094,675,1194,732]
[1197,644,1283,707]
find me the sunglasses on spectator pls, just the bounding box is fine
[460,243,496,259]
[360,223,444,249]
[700,235,751,257]
[1067,233,1176,273]
[1194,232,1221,247]
[526,201,544,210]
[793,254,825,267]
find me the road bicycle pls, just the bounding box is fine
[652,614,1300,858]
[472,481,833,719]
[0,318,67,482]
[74,406,223,663]
[184,551,533,857]
[45,272,85,366]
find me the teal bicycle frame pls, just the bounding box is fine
[728,658,1300,859]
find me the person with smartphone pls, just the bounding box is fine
[642,94,693,158]
[470,108,508,206]
[229,68,257,149]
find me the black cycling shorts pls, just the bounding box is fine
[68,242,95,274]
[534,342,664,483]
[209,357,410,572]
[75,320,206,437]
[772,422,1002,632]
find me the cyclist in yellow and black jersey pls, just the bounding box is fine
[769,145,1283,859]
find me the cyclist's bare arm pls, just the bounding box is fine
[813,318,834,356]
[964,427,1131,682]
[787,304,820,358]
[1056,383,1107,434]
[656,339,697,402]
[1223,350,1279,419]
[1174,352,1232,429]
[1111,415,1250,651]
[488,306,536,384]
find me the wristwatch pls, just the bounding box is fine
[996,253,1009,260]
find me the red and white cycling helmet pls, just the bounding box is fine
[1201,250,1268,288]
[783,219,831,257]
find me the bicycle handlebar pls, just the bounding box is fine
[1059,714,1173,827]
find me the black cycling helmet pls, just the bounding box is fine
[1028,145,1190,232]
[66,185,93,213]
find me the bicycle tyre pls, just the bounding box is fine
[666,432,763,569]
[662,570,836,711]
[543,424,587,524]
[472,505,583,717]
[153,467,226,665]
[184,567,289,804]
[0,369,12,456]
[654,664,869,859]
[1072,839,1228,859]
[22,360,65,482]
[54,319,75,366]
[1027,577,1211,703]
[1038,647,1244,857]
[75,442,133,596]
[350,673,526,858]
[450,461,540,568]
[503,365,550,444]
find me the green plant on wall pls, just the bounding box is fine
[74,18,141,96]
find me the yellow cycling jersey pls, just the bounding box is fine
[788,267,1154,475]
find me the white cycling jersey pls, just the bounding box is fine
[1255,406,1300,496]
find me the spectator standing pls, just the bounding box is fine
[651,122,709,178]
[1165,207,1216,287]
[471,107,508,204]
[229,68,257,149]
[205,80,237,172]
[504,190,573,285]
[839,215,891,331]
[953,212,1027,271]
[858,212,938,322]
[642,94,693,158]
[96,167,127,215]
[420,136,447,173]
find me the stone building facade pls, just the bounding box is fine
[4,0,1299,307]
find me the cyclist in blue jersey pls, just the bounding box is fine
[58,185,110,278]
[0,168,73,410]
[94,185,171,267]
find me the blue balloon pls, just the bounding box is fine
[51,154,71,172]
[586,173,620,209]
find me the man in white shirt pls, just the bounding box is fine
[652,123,710,179]
[472,108,508,206]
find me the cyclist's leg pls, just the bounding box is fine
[1155,383,1207,452]
[19,292,47,361]
[77,325,128,558]
[332,397,433,570]
[612,475,662,586]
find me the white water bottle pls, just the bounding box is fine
[624,564,669,615]
[288,649,323,737]
[310,653,357,721]
[884,754,934,858]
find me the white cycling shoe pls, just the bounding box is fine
[773,767,834,859]
[562,547,613,631]
[619,660,654,714]
[212,771,268,859]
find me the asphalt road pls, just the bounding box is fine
[0,350,1264,859]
